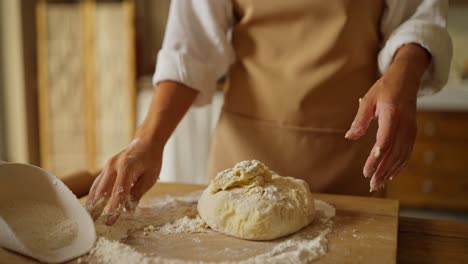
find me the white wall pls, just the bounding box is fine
[416,5,468,111]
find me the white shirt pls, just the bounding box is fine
[153,0,452,106]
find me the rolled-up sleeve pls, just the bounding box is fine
[152,0,235,106]
[378,0,453,95]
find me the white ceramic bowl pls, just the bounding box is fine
[0,162,96,263]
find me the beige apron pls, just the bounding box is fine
[208,0,384,196]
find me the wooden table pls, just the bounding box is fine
[1,183,467,263]
[142,183,468,264]
[398,217,468,263]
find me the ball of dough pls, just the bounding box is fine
[198,160,315,240]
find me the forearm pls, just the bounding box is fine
[136,81,198,145]
[387,43,431,98]
[88,81,197,223]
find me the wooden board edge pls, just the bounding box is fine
[313,192,400,217]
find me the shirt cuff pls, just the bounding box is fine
[378,22,453,96]
[152,50,219,106]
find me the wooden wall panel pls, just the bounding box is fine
[93,1,135,168]
[37,0,136,176]
[38,2,89,176]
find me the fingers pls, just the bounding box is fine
[383,126,415,182]
[86,161,117,220]
[369,144,395,192]
[345,97,375,140]
[383,144,407,182]
[104,171,158,226]
[86,174,102,205]
[89,175,116,220]
[86,175,104,217]
[130,171,158,204]
[363,105,398,179]
[369,114,416,192]
[87,195,110,221]
[105,163,141,225]
[363,145,382,178]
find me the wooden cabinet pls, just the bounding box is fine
[386,112,468,210]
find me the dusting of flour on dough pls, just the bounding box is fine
[0,200,78,256]
[84,192,335,264]
[210,160,273,193]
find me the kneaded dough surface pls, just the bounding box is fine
[198,160,315,240]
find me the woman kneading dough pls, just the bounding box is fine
[86,0,452,226]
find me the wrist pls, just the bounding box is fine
[385,44,431,98]
[134,81,197,150]
[387,59,421,88]
[390,43,431,79]
[135,118,170,147]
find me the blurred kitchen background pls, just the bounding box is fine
[0,0,467,221]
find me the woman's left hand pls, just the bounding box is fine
[345,44,430,192]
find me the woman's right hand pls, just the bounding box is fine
[86,136,164,226]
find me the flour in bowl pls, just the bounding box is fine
[0,200,78,255]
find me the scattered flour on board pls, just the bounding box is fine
[145,214,208,235]
[93,194,200,241]
[0,200,78,256]
[84,192,335,264]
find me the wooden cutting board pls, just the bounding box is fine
[0,183,399,264]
